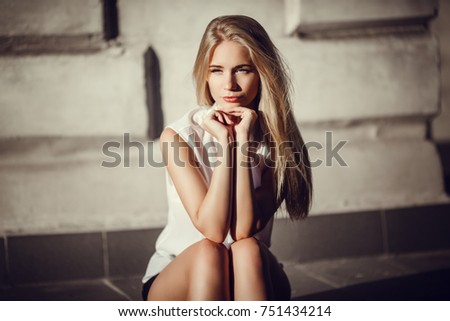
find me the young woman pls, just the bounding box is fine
[142,15,312,301]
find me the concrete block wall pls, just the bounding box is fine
[0,0,448,235]
[281,0,449,214]
[280,35,439,122]
[0,52,147,136]
[118,0,287,124]
[432,0,450,142]
[0,0,108,53]
[285,0,437,35]
[0,0,102,36]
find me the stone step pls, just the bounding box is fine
[1,205,449,289]
[1,250,449,300]
[285,250,450,300]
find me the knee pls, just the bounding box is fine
[192,239,229,275]
[231,237,261,255]
[231,237,263,267]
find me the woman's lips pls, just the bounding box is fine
[222,96,241,103]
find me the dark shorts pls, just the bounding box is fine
[141,274,159,301]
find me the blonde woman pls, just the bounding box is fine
[142,15,312,301]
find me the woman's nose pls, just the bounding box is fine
[224,73,237,91]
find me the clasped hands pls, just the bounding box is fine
[201,105,258,142]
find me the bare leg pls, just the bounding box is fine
[147,239,230,300]
[231,237,291,300]
[231,237,267,300]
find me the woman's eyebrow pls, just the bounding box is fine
[234,64,253,68]
[209,64,254,68]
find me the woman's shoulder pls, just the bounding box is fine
[165,106,210,132]
[161,106,212,146]
[159,127,177,143]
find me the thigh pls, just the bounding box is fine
[142,274,159,300]
[147,239,228,300]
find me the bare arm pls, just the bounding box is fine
[217,105,277,240]
[160,112,233,243]
[232,132,277,240]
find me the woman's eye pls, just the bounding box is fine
[210,69,222,73]
[236,68,251,73]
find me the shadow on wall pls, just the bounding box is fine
[144,47,164,140]
[104,0,164,139]
[103,0,119,40]
[436,142,450,196]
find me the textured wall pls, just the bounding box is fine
[0,0,448,235]
[432,0,450,141]
[0,0,102,35]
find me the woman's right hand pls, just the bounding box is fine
[201,109,235,142]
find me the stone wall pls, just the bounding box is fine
[432,0,450,141]
[0,0,448,235]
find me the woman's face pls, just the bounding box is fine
[207,40,260,109]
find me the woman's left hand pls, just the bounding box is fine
[216,106,258,140]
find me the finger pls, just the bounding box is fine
[204,108,217,121]
[215,111,225,124]
[222,112,235,125]
[228,109,255,121]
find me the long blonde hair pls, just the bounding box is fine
[193,15,312,219]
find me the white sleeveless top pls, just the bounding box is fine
[142,106,274,283]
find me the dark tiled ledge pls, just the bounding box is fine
[288,251,450,300]
[1,203,449,287]
[271,203,450,262]
[2,252,450,301]
[0,278,131,301]
[7,233,104,285]
[271,210,384,262]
